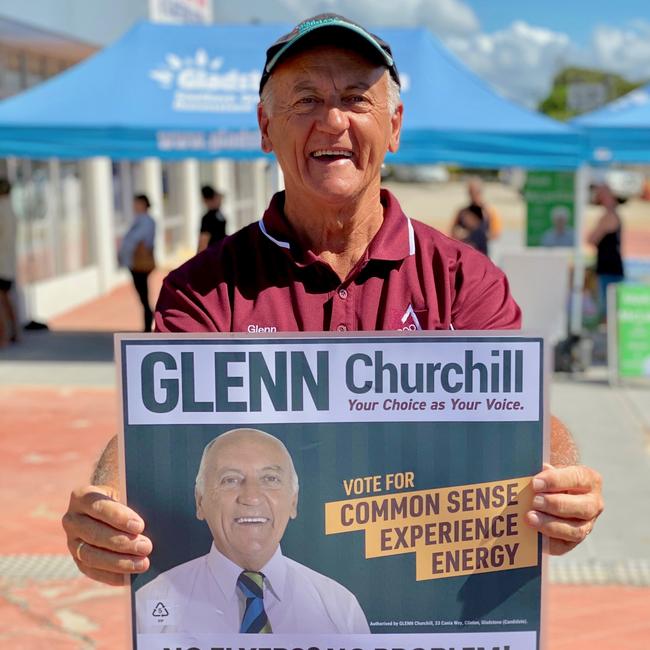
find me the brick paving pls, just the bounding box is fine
[546,585,650,650]
[624,226,650,259]
[49,272,163,333]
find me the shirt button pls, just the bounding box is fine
[338,288,348,299]
[337,324,347,332]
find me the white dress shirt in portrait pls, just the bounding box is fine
[136,544,369,634]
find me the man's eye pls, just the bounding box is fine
[220,476,240,486]
[262,474,281,485]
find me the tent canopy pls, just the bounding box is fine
[0,21,584,168]
[572,84,650,164]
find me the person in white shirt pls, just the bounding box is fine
[136,428,369,634]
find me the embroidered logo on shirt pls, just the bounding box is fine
[399,304,423,331]
[401,304,422,330]
[387,306,431,331]
[386,305,427,330]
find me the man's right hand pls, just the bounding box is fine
[62,485,153,586]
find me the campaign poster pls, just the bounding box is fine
[524,170,575,248]
[117,333,548,650]
[608,283,650,382]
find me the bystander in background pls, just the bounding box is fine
[118,194,156,332]
[0,178,19,347]
[587,185,624,322]
[451,207,488,254]
[197,185,227,253]
[450,177,502,256]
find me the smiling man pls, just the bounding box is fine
[63,14,603,593]
[136,428,369,634]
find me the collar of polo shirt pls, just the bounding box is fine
[258,189,415,268]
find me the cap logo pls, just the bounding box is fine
[298,17,344,32]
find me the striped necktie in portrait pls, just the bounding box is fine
[237,571,272,633]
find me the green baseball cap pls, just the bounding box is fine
[260,13,400,93]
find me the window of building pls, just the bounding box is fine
[11,158,94,284]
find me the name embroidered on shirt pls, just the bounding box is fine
[247,324,278,333]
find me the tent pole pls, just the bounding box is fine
[180,159,200,253]
[211,160,235,234]
[81,157,116,293]
[570,164,589,336]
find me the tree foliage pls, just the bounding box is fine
[538,67,646,121]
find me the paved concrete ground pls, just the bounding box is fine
[1,183,649,648]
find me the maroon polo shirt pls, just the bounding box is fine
[155,189,520,333]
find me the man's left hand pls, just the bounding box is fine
[525,463,604,555]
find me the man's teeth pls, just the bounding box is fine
[312,150,353,158]
[236,517,268,523]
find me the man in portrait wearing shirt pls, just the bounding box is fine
[136,428,369,634]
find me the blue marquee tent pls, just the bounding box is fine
[572,84,650,163]
[0,21,585,168]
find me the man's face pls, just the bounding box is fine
[203,195,221,210]
[258,45,402,206]
[133,198,148,214]
[195,431,298,571]
[596,184,615,208]
[552,210,569,233]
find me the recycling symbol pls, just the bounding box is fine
[152,602,169,618]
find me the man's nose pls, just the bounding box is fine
[317,102,349,134]
[237,481,262,504]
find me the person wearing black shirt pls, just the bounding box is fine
[198,185,227,253]
[587,184,625,321]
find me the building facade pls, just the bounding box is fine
[0,15,274,322]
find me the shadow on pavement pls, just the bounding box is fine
[553,371,610,387]
[0,330,117,363]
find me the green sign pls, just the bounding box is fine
[524,171,575,247]
[616,284,650,378]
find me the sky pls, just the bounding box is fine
[1,0,649,107]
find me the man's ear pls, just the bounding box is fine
[195,488,205,521]
[388,102,403,153]
[258,102,274,154]
[290,490,298,520]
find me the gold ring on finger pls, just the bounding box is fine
[76,540,86,562]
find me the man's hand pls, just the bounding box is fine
[62,485,153,585]
[526,463,604,555]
